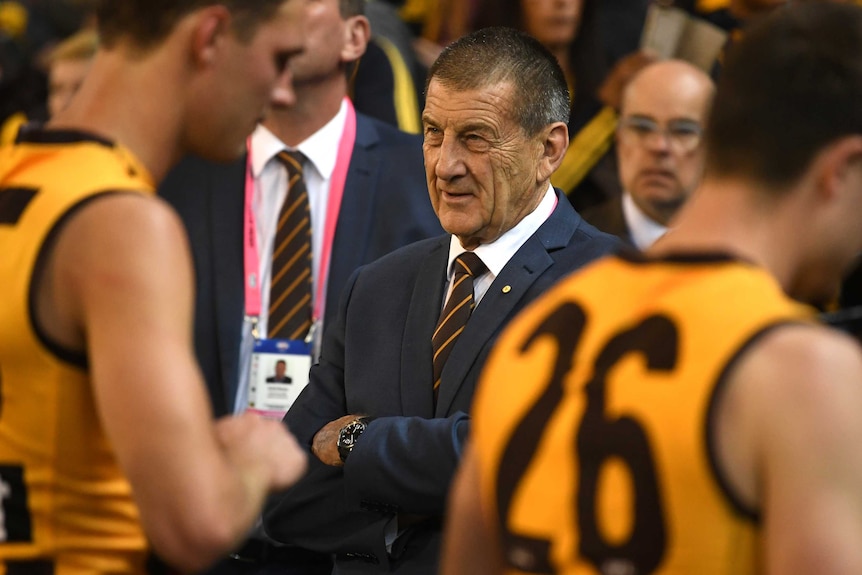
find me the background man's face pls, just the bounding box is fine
[616,61,713,225]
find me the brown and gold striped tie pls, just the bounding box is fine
[432,251,487,401]
[268,150,312,340]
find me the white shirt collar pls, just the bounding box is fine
[446,183,557,279]
[622,191,668,251]
[249,97,348,181]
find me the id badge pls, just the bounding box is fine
[247,338,311,420]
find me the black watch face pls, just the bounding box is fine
[340,422,363,447]
[337,420,367,461]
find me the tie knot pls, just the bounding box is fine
[277,150,306,177]
[454,251,486,278]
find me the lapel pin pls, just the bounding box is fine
[502,285,512,294]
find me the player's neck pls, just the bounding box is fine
[48,48,184,184]
[650,178,802,289]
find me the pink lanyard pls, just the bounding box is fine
[242,98,357,324]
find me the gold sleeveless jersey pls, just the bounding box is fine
[0,129,154,574]
[472,252,815,575]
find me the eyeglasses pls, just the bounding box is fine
[618,116,704,153]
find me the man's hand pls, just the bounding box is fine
[311,414,364,466]
[215,412,308,490]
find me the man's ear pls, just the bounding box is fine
[342,15,371,63]
[537,122,569,183]
[190,5,232,67]
[816,135,862,201]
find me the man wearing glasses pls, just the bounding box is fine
[583,59,714,250]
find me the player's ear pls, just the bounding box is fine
[816,135,862,201]
[190,5,232,67]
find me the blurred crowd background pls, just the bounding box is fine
[0,0,766,146]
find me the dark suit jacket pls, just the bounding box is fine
[579,195,634,246]
[158,113,443,416]
[263,191,621,574]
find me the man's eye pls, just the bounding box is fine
[275,52,291,72]
[630,121,657,134]
[670,127,700,137]
[668,121,702,137]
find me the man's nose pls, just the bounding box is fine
[434,136,468,181]
[270,68,297,108]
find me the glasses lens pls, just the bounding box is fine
[667,120,702,151]
[621,117,702,152]
[623,117,657,136]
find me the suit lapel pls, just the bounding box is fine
[400,239,449,417]
[326,115,379,333]
[433,244,554,416]
[435,192,579,415]
[209,157,247,411]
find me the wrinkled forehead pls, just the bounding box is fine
[423,78,519,128]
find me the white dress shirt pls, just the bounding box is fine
[442,183,557,310]
[622,191,668,251]
[235,100,348,413]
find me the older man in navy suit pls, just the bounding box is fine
[264,27,621,575]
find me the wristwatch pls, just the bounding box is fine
[337,417,373,462]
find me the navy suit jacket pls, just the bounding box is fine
[264,191,621,574]
[158,113,442,416]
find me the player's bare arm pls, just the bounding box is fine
[716,323,862,575]
[441,442,504,575]
[38,193,306,571]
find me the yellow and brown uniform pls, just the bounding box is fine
[0,128,154,575]
[472,252,815,575]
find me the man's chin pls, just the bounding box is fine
[194,146,244,164]
[438,211,478,236]
[635,184,684,204]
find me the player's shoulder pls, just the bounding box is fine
[750,321,861,376]
[55,192,187,267]
[730,321,862,417]
[76,190,182,230]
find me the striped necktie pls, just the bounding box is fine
[432,251,487,401]
[268,150,312,340]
